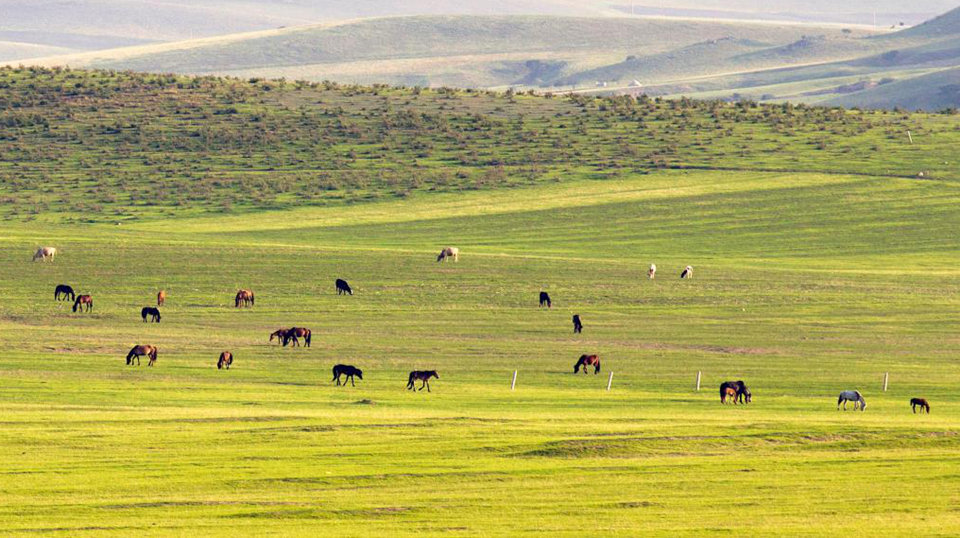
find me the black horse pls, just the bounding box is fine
[54,284,75,301]
[141,306,161,323]
[332,364,363,386]
[407,370,439,392]
[336,279,353,295]
[539,291,551,308]
[572,314,583,334]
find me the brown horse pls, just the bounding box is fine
[407,370,439,392]
[574,354,600,374]
[73,295,93,312]
[126,345,157,366]
[157,290,166,306]
[235,289,255,308]
[269,329,289,344]
[911,398,930,414]
[218,351,233,370]
[283,327,312,347]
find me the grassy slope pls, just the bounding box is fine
[1,167,960,534]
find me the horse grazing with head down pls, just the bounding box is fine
[574,354,600,374]
[572,314,583,334]
[54,284,75,301]
[910,398,930,414]
[141,307,161,323]
[720,380,751,404]
[235,289,255,308]
[126,345,157,366]
[218,351,233,370]
[539,291,551,308]
[157,290,166,306]
[73,295,93,313]
[332,364,363,386]
[33,247,57,262]
[407,370,439,392]
[437,247,459,263]
[335,279,353,295]
[283,327,312,347]
[838,390,866,411]
[270,328,289,345]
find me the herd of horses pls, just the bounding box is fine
[36,246,931,410]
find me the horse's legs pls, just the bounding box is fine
[912,404,916,414]
[350,375,355,387]
[425,380,431,392]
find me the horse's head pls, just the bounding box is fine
[743,390,752,403]
[356,369,363,380]
[437,253,444,262]
[430,371,439,379]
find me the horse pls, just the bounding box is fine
[539,291,551,308]
[72,295,93,312]
[33,247,56,262]
[574,354,600,374]
[838,390,866,411]
[126,345,157,366]
[140,307,161,323]
[572,314,583,334]
[54,284,75,301]
[335,279,353,295]
[720,381,751,404]
[270,328,289,345]
[157,290,166,306]
[283,327,312,347]
[332,364,363,386]
[648,264,656,279]
[217,351,233,370]
[407,370,439,392]
[437,247,459,263]
[910,398,930,414]
[235,289,255,308]
[680,265,693,279]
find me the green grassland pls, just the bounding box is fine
[1,69,960,535]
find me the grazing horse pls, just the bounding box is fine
[332,364,363,386]
[235,289,255,308]
[335,279,353,295]
[539,291,551,308]
[680,265,693,279]
[54,284,75,301]
[72,295,93,312]
[140,307,161,323]
[437,247,459,263]
[270,328,289,345]
[574,354,601,374]
[838,390,867,411]
[910,398,930,414]
[33,247,57,262]
[572,314,583,334]
[283,327,312,347]
[720,380,751,404]
[157,290,166,306]
[648,264,656,279]
[217,351,233,370]
[126,345,158,366]
[407,370,439,392]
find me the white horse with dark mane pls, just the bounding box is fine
[437,247,459,263]
[648,264,656,279]
[837,390,866,411]
[33,247,57,262]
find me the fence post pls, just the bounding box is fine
[606,371,614,391]
[883,372,889,392]
[511,370,518,391]
[695,370,702,391]
[907,131,913,144]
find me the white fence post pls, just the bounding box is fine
[883,372,889,392]
[695,370,702,391]
[511,370,518,391]
[606,371,614,391]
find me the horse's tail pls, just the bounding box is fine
[595,360,600,373]
[150,348,158,362]
[250,292,255,305]
[305,330,311,346]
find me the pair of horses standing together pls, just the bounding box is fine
[270,327,312,347]
[720,381,752,404]
[55,285,93,312]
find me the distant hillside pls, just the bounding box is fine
[828,67,960,110]
[887,6,960,40]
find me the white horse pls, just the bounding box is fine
[648,264,656,279]
[837,390,867,411]
[437,247,459,263]
[33,247,57,262]
[680,265,693,279]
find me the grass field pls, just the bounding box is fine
[2,168,959,535]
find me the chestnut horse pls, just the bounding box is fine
[283,327,312,347]
[407,370,439,392]
[235,289,255,308]
[73,295,93,312]
[126,345,157,366]
[54,284,75,301]
[910,398,930,414]
[574,354,600,374]
[157,290,166,306]
[218,351,233,370]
